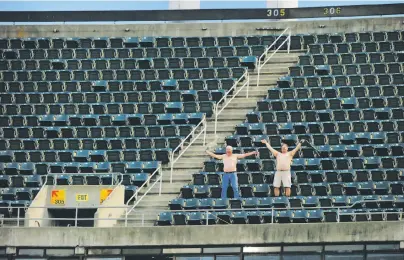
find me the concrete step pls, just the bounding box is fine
[260,62,296,70]
[137,194,176,202]
[164,161,204,170]
[161,174,192,182]
[139,183,184,195]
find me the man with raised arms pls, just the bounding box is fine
[261,139,304,197]
[206,146,258,199]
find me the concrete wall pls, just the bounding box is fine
[0,17,402,38]
[94,185,125,228]
[25,186,50,228]
[1,222,404,247]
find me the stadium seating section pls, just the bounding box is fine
[1,31,404,224]
[157,31,404,225]
[0,34,302,219]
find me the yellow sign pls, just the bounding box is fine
[76,194,88,202]
[50,189,66,205]
[100,189,113,203]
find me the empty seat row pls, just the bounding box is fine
[1,46,264,60]
[229,130,404,145]
[1,124,193,139]
[0,79,236,93]
[0,36,282,49]
[0,141,182,162]
[258,97,404,112]
[298,52,400,66]
[194,169,403,185]
[180,181,404,199]
[0,173,147,188]
[0,101,215,116]
[247,108,404,124]
[0,90,225,104]
[308,41,404,54]
[279,73,404,88]
[170,195,404,210]
[1,137,180,154]
[289,63,404,77]
[0,57,254,71]
[0,67,247,82]
[267,85,404,100]
[308,31,404,44]
[239,119,404,134]
[203,156,404,172]
[0,161,161,175]
[157,207,403,225]
[0,137,190,152]
[0,113,204,127]
[220,140,404,157]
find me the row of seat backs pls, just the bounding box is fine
[0,78,237,92]
[0,113,204,127]
[193,169,404,185]
[0,90,226,105]
[307,41,404,54]
[0,101,216,116]
[1,48,262,60]
[0,67,247,81]
[156,207,401,225]
[0,56,256,71]
[0,35,302,49]
[289,63,404,77]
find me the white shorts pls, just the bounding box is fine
[273,170,292,188]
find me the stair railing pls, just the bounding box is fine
[256,27,291,87]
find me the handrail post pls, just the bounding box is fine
[159,169,163,196]
[170,153,174,184]
[337,208,340,223]
[125,207,128,227]
[206,210,209,226]
[17,207,20,227]
[75,206,78,227]
[271,208,274,224]
[256,66,260,88]
[203,118,207,146]
[214,105,218,136]
[287,29,291,54]
[246,72,250,98]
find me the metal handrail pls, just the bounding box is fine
[170,115,207,183]
[6,199,404,227]
[256,28,291,88]
[124,165,162,226]
[214,70,250,135]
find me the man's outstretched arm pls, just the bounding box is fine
[261,139,279,157]
[237,151,258,159]
[290,139,305,157]
[206,150,223,160]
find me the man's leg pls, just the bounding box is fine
[284,171,292,197]
[230,173,240,199]
[221,174,229,199]
[273,171,281,197]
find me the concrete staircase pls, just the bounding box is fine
[116,51,302,227]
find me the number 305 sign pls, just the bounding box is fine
[267,9,287,18]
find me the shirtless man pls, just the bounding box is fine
[206,146,258,199]
[261,139,304,197]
